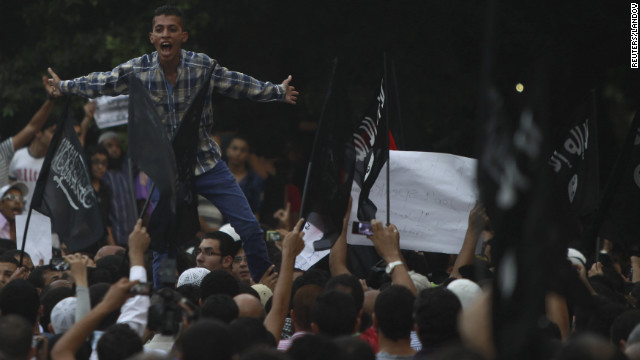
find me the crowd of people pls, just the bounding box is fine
[2,4,640,360]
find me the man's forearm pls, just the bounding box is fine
[12,99,55,150]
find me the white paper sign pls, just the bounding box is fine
[94,95,129,129]
[15,210,52,265]
[294,221,330,271]
[347,151,478,254]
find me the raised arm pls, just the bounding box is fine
[51,278,138,360]
[11,76,56,150]
[264,218,305,341]
[451,203,489,279]
[368,220,417,296]
[329,197,352,277]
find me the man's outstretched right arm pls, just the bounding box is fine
[47,63,134,98]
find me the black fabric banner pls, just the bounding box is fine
[145,69,212,253]
[599,110,640,249]
[548,92,599,216]
[300,59,355,251]
[31,103,103,252]
[128,74,178,216]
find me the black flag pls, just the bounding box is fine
[353,75,389,223]
[146,68,213,253]
[128,74,178,216]
[599,110,640,249]
[300,58,355,251]
[31,102,103,252]
[548,91,599,216]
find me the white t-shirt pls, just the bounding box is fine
[9,147,45,211]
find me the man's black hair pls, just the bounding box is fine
[325,273,365,311]
[414,287,461,348]
[39,285,74,330]
[27,265,52,289]
[290,268,330,307]
[229,317,276,354]
[312,289,357,337]
[152,5,185,29]
[95,254,130,283]
[0,314,33,360]
[611,309,640,348]
[334,336,376,360]
[182,319,233,360]
[86,144,109,159]
[200,231,238,258]
[374,285,415,341]
[239,348,287,360]
[237,281,261,300]
[0,278,40,325]
[200,294,239,324]
[0,254,19,266]
[97,323,143,360]
[287,334,342,360]
[3,249,31,261]
[200,269,240,301]
[176,284,201,306]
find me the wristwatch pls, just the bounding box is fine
[385,260,403,275]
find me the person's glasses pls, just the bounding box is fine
[3,194,25,203]
[233,256,247,264]
[92,159,108,166]
[193,248,221,257]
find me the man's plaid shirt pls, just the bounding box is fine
[60,50,286,175]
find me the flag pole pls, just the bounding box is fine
[383,54,390,226]
[18,207,34,267]
[299,58,339,217]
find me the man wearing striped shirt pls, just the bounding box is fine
[46,5,299,282]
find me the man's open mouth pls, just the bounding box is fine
[161,42,172,51]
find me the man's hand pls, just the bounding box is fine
[97,278,139,313]
[128,219,150,267]
[367,219,402,263]
[47,67,63,98]
[258,265,278,292]
[282,218,305,257]
[281,75,299,105]
[66,253,89,287]
[8,266,29,282]
[84,101,96,119]
[469,202,489,232]
[43,75,56,99]
[588,262,604,278]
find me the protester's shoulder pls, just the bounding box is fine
[181,50,217,69]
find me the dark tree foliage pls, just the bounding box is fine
[1,0,635,163]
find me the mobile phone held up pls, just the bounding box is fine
[50,258,70,271]
[352,221,373,236]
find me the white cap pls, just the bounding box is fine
[51,297,77,334]
[0,182,29,199]
[408,271,431,294]
[567,248,586,267]
[219,223,241,242]
[177,267,211,288]
[251,284,273,306]
[447,279,482,311]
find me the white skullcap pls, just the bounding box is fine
[177,267,211,288]
[219,223,241,242]
[251,284,273,307]
[567,248,586,267]
[408,271,431,294]
[447,279,482,311]
[51,297,77,334]
[97,131,120,145]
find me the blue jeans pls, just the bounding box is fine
[195,161,271,282]
[153,161,272,287]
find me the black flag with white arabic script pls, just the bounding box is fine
[31,104,103,252]
[548,92,599,216]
